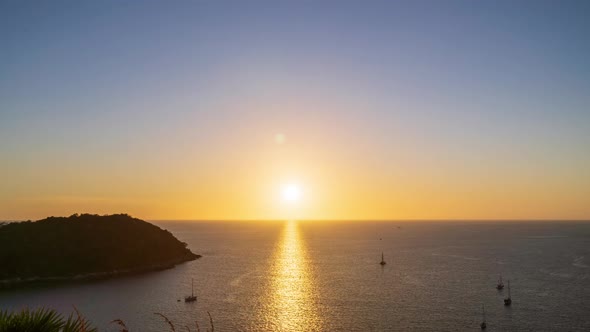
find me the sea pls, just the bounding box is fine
[1,220,590,331]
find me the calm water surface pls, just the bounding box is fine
[1,221,590,331]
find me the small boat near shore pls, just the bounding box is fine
[185,278,197,303]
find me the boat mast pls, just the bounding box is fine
[482,304,486,322]
[192,278,194,297]
[507,280,511,298]
[381,252,384,262]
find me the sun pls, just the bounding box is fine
[281,184,302,203]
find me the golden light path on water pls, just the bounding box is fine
[265,220,322,331]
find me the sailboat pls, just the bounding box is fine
[503,280,512,306]
[496,274,504,290]
[380,252,386,265]
[184,278,197,303]
[480,304,487,330]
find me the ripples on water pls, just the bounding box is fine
[1,221,590,331]
[265,221,321,331]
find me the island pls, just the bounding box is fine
[0,214,200,286]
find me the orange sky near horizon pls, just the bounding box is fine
[2,126,589,221]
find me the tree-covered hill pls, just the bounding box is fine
[0,214,199,283]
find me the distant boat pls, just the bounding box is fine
[496,274,504,290]
[184,278,197,303]
[380,252,386,265]
[504,280,512,306]
[480,304,487,330]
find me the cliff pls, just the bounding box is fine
[0,214,199,285]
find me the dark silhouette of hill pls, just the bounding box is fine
[0,214,199,284]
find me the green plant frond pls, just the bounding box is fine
[62,308,97,332]
[0,307,62,332]
[0,307,97,332]
[0,307,215,332]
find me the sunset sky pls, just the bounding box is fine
[1,1,589,220]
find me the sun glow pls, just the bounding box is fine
[281,184,302,203]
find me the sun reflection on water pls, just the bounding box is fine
[265,220,322,331]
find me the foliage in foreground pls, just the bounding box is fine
[0,308,215,332]
[147,311,214,332]
[0,307,96,332]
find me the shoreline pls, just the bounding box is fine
[0,254,201,288]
